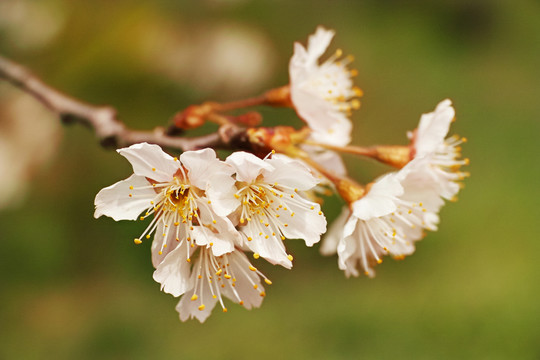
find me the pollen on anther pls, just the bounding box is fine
[198,304,205,311]
[134,238,142,245]
[287,254,294,261]
[158,251,162,255]
[129,186,134,190]
[253,284,258,289]
[152,168,156,172]
[253,253,260,259]
[249,265,257,272]
[191,294,198,301]
[222,308,228,313]
[146,235,151,239]
[264,279,272,285]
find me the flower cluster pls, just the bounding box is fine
[94,26,468,322]
[95,144,326,322]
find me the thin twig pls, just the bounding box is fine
[0,54,245,152]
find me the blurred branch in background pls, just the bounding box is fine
[0,54,247,152]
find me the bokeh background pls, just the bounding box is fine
[1,0,538,359]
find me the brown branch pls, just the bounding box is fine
[0,54,246,152]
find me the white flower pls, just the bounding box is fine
[155,246,270,323]
[222,152,327,268]
[94,143,240,267]
[289,26,362,147]
[410,99,469,200]
[321,158,443,277]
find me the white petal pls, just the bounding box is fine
[280,198,327,246]
[192,226,234,257]
[352,173,402,220]
[320,206,350,255]
[220,251,265,310]
[226,151,274,182]
[415,99,454,156]
[94,174,156,221]
[180,148,233,191]
[302,146,347,177]
[151,221,186,268]
[153,242,193,297]
[176,283,217,323]
[306,26,335,62]
[243,234,292,269]
[117,143,179,182]
[264,154,320,191]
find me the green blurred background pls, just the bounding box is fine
[1,0,538,359]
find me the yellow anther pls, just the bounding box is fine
[350,69,359,77]
[259,291,266,297]
[216,269,223,276]
[129,194,133,198]
[224,274,232,279]
[207,200,211,204]
[163,244,167,248]
[146,235,151,239]
[198,304,205,311]
[213,220,217,224]
[191,294,198,301]
[247,237,252,241]
[134,238,142,245]
[239,301,244,306]
[253,284,258,289]
[281,236,285,240]
[234,194,240,199]
[222,308,228,313]
[271,150,276,154]
[198,275,202,279]
[174,222,179,226]
[158,251,162,255]
[173,157,178,161]
[253,253,260,259]
[264,279,272,285]
[291,212,295,217]
[265,235,269,239]
[287,254,293,261]
[310,206,315,210]
[249,265,257,272]
[210,242,214,246]
[377,259,383,264]
[186,258,191,262]
[129,186,134,190]
[318,211,322,215]
[140,216,145,221]
[464,158,470,165]
[335,48,343,57]
[152,168,156,171]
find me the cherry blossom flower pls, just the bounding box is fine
[221,152,327,269]
[289,26,362,147]
[321,158,443,277]
[409,99,470,200]
[94,142,240,268]
[154,245,270,322]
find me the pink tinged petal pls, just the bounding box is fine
[192,226,234,257]
[415,99,455,156]
[153,243,193,297]
[117,143,179,183]
[94,174,156,221]
[264,154,320,191]
[352,174,403,220]
[226,151,274,182]
[320,207,350,256]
